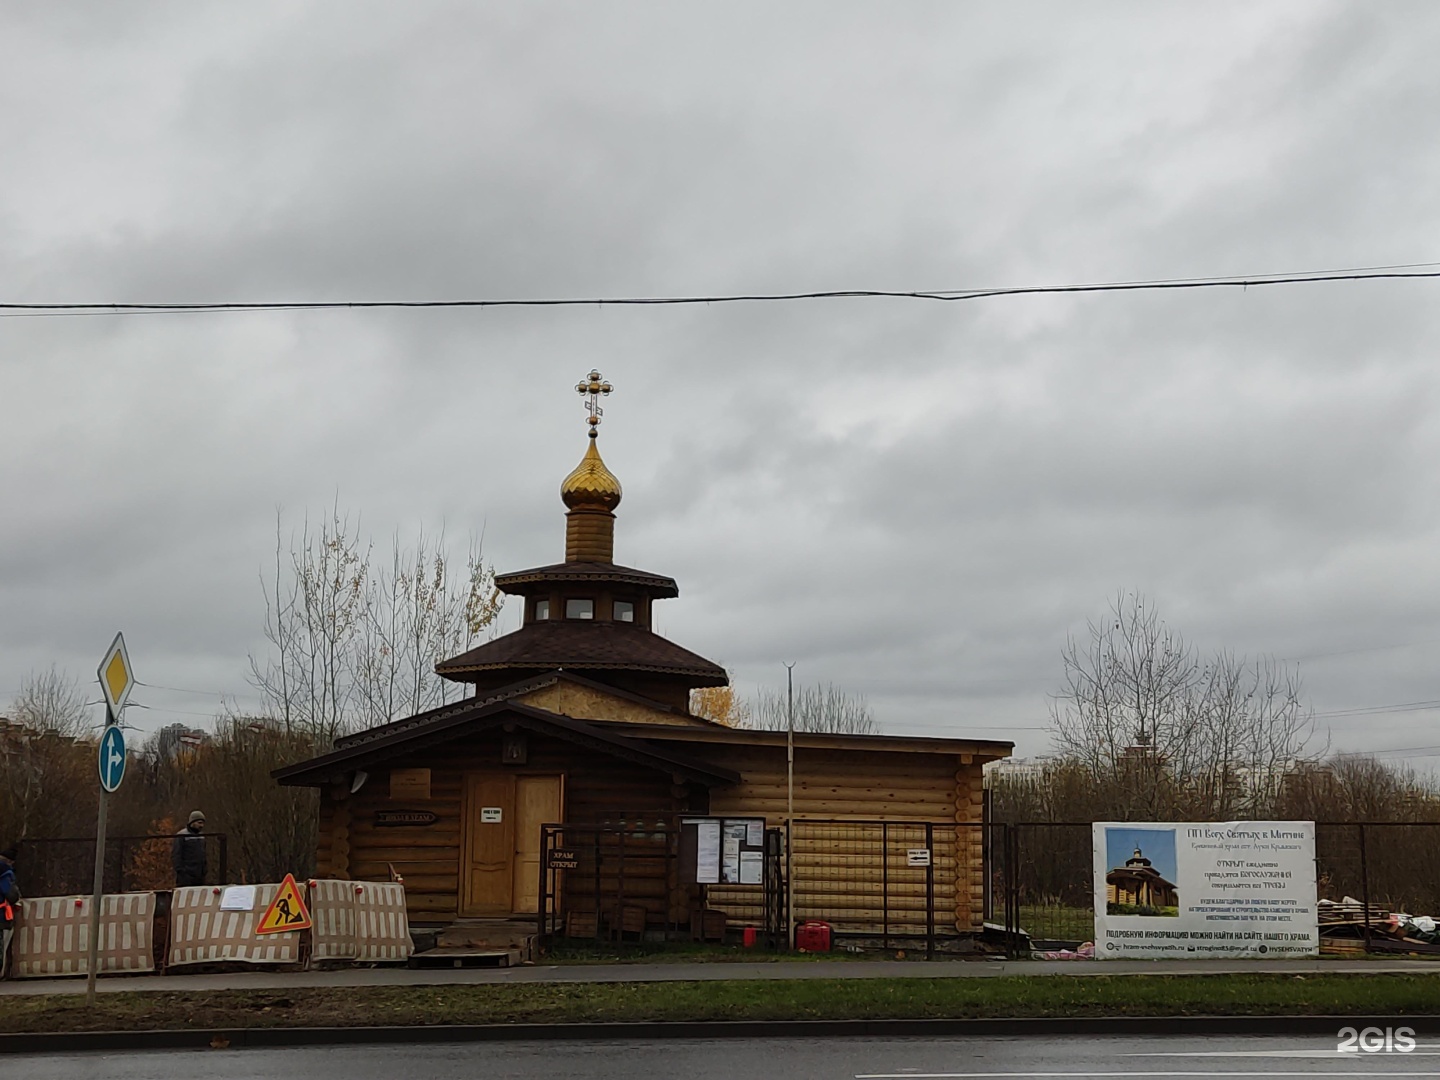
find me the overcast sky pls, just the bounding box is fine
[3,2,1440,763]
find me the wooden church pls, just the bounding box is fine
[276,372,1011,942]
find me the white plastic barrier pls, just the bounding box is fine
[307,878,358,962]
[167,883,301,967]
[10,893,156,978]
[307,879,413,963]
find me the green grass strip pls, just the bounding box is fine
[4,974,1440,1034]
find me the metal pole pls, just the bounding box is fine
[85,707,114,1007]
[537,826,548,949]
[1358,823,1371,951]
[925,821,935,961]
[882,821,890,950]
[785,662,795,948]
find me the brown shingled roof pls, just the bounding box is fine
[494,561,679,598]
[435,620,727,685]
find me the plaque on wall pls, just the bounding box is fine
[389,768,431,801]
[375,809,438,827]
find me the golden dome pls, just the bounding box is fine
[560,437,622,512]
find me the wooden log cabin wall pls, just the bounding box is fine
[275,373,1012,940]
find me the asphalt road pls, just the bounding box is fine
[14,1033,1440,1080]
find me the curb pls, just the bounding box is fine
[5,1015,1440,1054]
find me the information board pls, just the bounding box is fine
[1092,820,1318,959]
[681,817,767,886]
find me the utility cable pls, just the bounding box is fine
[4,262,1440,318]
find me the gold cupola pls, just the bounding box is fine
[561,439,623,513]
[561,370,622,562]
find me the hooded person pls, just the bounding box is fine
[1,845,19,979]
[172,811,207,888]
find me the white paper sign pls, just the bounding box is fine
[481,806,502,823]
[219,885,256,911]
[1093,821,1318,959]
[695,820,721,884]
[721,823,746,884]
[746,820,765,847]
[907,848,931,867]
[739,850,764,885]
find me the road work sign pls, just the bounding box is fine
[256,874,312,935]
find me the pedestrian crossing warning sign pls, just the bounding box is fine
[255,873,312,935]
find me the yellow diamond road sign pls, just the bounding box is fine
[97,632,135,718]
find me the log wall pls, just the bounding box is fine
[692,742,987,933]
[316,730,694,924]
[310,726,992,935]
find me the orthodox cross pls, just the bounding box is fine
[575,369,613,437]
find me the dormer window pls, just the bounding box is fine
[613,600,634,623]
[534,600,550,621]
[566,598,594,620]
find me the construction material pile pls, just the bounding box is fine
[1319,896,1440,953]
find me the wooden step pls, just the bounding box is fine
[437,925,534,950]
[407,946,522,969]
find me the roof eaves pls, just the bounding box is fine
[274,701,740,788]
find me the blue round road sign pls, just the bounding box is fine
[98,724,126,792]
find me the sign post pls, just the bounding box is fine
[87,633,134,1006]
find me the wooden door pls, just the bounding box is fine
[512,775,564,914]
[460,774,515,916]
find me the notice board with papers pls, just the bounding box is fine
[680,817,767,885]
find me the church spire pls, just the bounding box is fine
[560,370,622,561]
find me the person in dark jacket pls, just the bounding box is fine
[1,845,19,979]
[172,811,207,888]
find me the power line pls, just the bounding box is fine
[1332,743,1440,758]
[135,679,233,698]
[1311,700,1440,720]
[4,262,1440,319]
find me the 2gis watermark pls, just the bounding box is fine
[1336,1026,1416,1053]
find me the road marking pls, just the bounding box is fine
[852,1077,1440,1080]
[1128,1052,1440,1059]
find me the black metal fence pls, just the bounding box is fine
[538,818,1440,958]
[786,819,962,957]
[16,833,229,896]
[537,821,786,948]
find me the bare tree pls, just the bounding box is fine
[9,666,91,737]
[1050,592,1317,819]
[749,683,878,735]
[0,669,96,838]
[354,527,503,727]
[249,507,501,744]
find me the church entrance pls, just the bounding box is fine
[459,772,564,916]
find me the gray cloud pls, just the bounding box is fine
[4,1,1440,762]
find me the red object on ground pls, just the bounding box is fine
[795,920,831,952]
[742,926,758,947]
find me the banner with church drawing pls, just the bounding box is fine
[1092,821,1318,959]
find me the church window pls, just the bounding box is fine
[534,600,550,621]
[566,598,594,620]
[613,600,634,623]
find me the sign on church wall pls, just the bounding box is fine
[1092,821,1318,959]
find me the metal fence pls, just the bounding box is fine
[538,818,1440,958]
[537,821,786,947]
[17,833,229,896]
